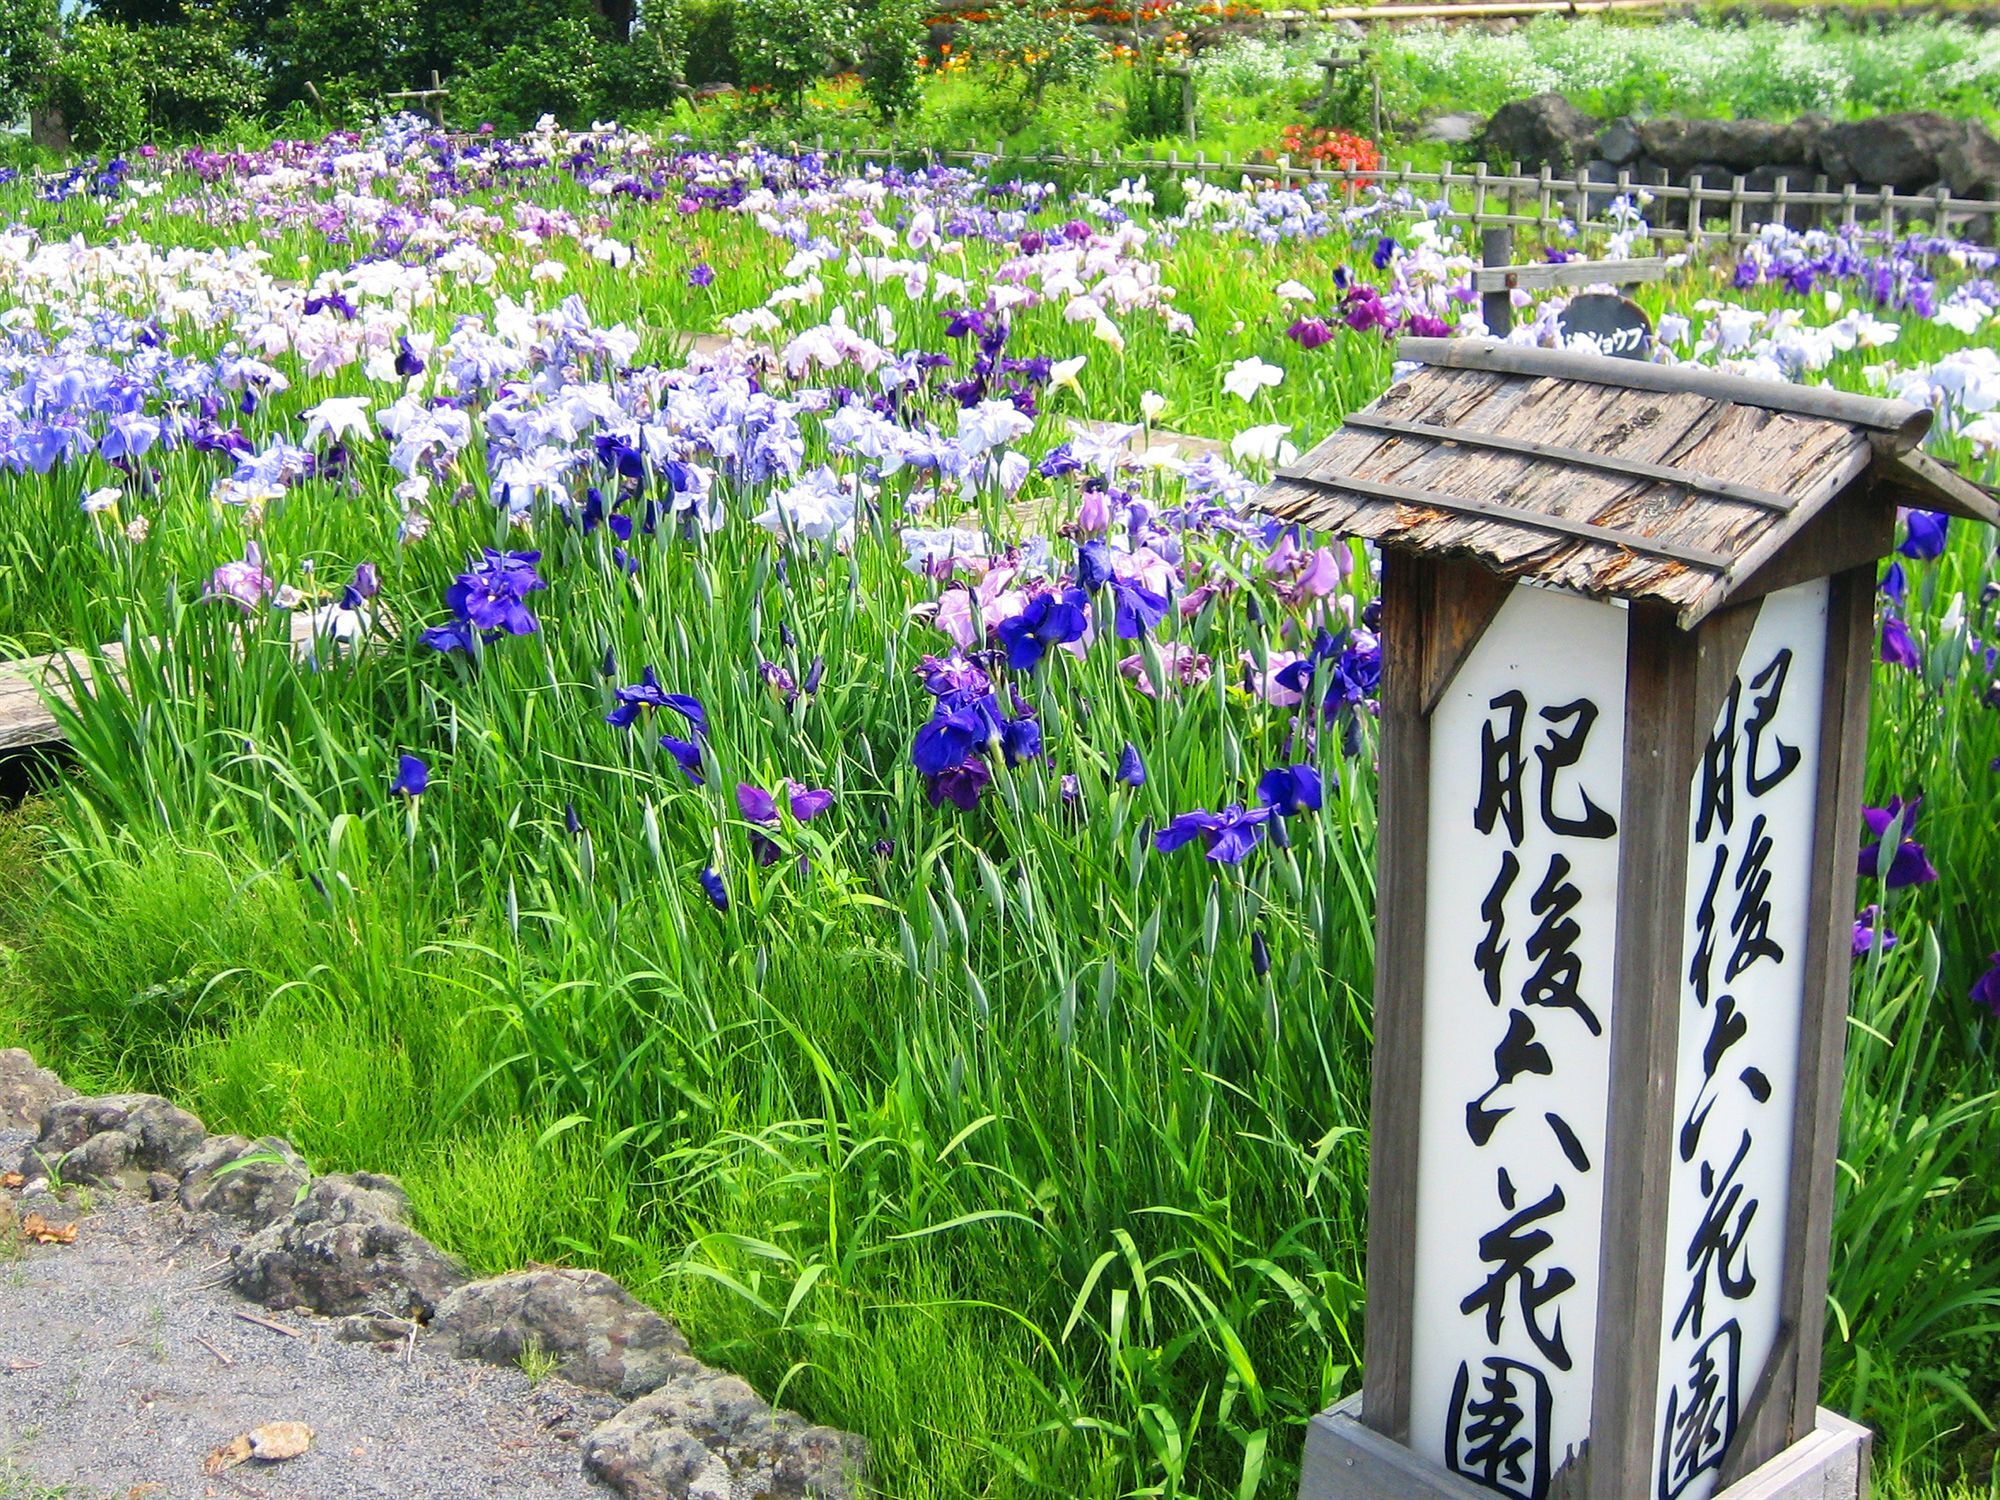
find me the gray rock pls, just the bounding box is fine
[1635,116,1818,174]
[29,1093,206,1189]
[231,1172,466,1320]
[434,1268,691,1400]
[1819,111,1961,190]
[0,1049,74,1131]
[581,1359,865,1500]
[1597,117,1643,167]
[1481,93,1600,174]
[1418,111,1483,147]
[1742,164,1824,227]
[1940,119,2000,200]
[179,1134,310,1229]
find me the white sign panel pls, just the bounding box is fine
[1649,579,1829,1500]
[1411,583,1629,1500]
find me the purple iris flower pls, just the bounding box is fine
[1038,444,1081,479]
[1858,797,1938,889]
[1287,317,1336,350]
[1851,904,1896,960]
[659,734,705,784]
[997,587,1090,670]
[1879,561,1907,605]
[912,700,995,776]
[394,336,426,378]
[698,866,729,912]
[1880,615,1921,672]
[929,758,992,811]
[1078,540,1113,593]
[1257,764,1324,817]
[608,668,707,735]
[1115,743,1146,788]
[737,780,835,825]
[1372,236,1398,270]
[1110,578,1169,639]
[390,754,428,798]
[1156,803,1275,864]
[421,619,478,654]
[1898,510,1949,561]
[1251,930,1271,978]
[1972,954,2000,1016]
[443,548,546,636]
[688,262,715,288]
[999,714,1042,766]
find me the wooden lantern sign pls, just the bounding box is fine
[1263,339,1999,1500]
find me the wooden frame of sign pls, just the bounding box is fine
[1261,340,1998,1500]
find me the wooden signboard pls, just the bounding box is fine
[1261,339,2000,1500]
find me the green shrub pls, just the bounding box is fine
[139,13,268,139]
[964,5,1101,114]
[682,0,738,88]
[264,0,421,113]
[0,0,57,128]
[602,0,689,120]
[732,0,850,112]
[1122,47,1187,143]
[455,15,607,131]
[42,19,148,151]
[857,0,924,123]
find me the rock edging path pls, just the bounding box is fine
[0,1048,864,1500]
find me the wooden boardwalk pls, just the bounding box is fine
[0,614,327,754]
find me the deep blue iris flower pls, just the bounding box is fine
[608,668,708,735]
[390,754,429,798]
[442,548,545,637]
[999,714,1043,766]
[1973,953,2000,1016]
[1859,797,1938,889]
[1880,615,1921,672]
[1155,804,1275,865]
[1879,560,1908,605]
[698,866,729,912]
[912,700,994,775]
[1257,764,1324,817]
[997,587,1090,671]
[1115,743,1147,788]
[929,759,992,811]
[1077,541,1113,593]
[1110,578,1169,640]
[659,734,705,783]
[421,619,478,654]
[1898,510,1949,561]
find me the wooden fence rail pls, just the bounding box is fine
[785,140,2000,248]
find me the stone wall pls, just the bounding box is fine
[1480,94,2000,204]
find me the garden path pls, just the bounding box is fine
[0,1124,615,1500]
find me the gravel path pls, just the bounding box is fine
[0,1127,615,1500]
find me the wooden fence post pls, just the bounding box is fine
[1481,225,1515,336]
[1686,170,1705,251]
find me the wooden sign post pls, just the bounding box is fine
[1264,339,1999,1500]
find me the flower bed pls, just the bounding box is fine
[0,119,1996,1500]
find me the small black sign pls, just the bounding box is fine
[1558,294,1653,361]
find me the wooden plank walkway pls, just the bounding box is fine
[0,614,325,755]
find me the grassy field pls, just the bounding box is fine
[0,124,1995,1499]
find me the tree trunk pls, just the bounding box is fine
[30,105,70,154]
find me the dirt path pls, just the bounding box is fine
[0,1126,615,1500]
